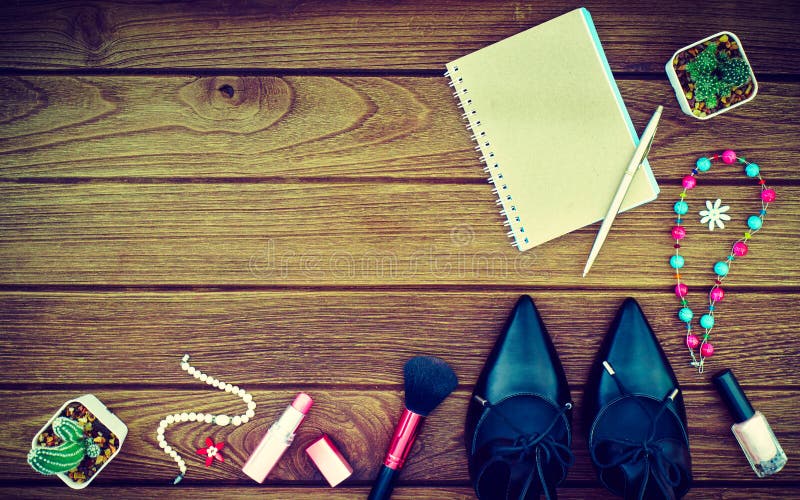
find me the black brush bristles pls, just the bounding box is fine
[403,356,458,416]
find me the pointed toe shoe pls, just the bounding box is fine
[466,295,573,500]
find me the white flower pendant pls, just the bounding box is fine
[699,198,731,231]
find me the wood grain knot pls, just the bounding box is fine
[69,5,111,55]
[179,76,292,132]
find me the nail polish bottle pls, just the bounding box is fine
[712,369,787,477]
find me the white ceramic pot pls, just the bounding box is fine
[30,394,127,489]
[665,31,757,120]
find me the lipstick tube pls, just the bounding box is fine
[242,393,313,483]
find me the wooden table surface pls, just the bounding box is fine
[1,1,798,498]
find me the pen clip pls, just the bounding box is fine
[637,124,658,167]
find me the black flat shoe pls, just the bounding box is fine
[585,298,692,500]
[466,295,573,500]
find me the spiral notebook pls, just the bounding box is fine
[445,8,659,251]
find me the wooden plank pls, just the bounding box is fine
[3,486,799,499]
[1,290,797,387]
[0,183,797,287]
[1,76,798,180]
[3,389,798,483]
[0,1,797,73]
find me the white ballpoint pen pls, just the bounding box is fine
[583,105,663,277]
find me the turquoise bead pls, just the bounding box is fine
[678,307,693,323]
[696,157,712,172]
[714,261,729,276]
[673,201,689,215]
[670,255,685,269]
[700,314,715,329]
[745,163,760,177]
[747,215,763,230]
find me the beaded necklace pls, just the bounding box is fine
[670,149,775,373]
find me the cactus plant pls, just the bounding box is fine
[720,57,751,86]
[685,43,719,80]
[27,417,100,476]
[684,42,752,111]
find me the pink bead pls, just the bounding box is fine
[671,226,686,240]
[710,288,725,301]
[700,343,715,357]
[761,189,776,203]
[732,242,748,257]
[675,283,688,297]
[682,175,697,189]
[686,335,700,349]
[722,150,736,164]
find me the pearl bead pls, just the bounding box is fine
[732,242,748,257]
[696,157,711,172]
[700,314,715,329]
[673,201,689,215]
[670,255,685,269]
[232,416,242,426]
[181,363,189,371]
[243,393,253,403]
[188,412,197,421]
[675,283,688,297]
[159,440,167,449]
[166,415,175,424]
[232,386,239,394]
[671,226,686,240]
[157,427,165,435]
[157,433,165,442]
[700,343,715,357]
[225,384,233,392]
[204,414,214,424]
[212,379,220,388]
[722,150,736,164]
[245,409,255,419]
[682,175,696,189]
[179,465,187,473]
[199,374,208,382]
[187,366,196,375]
[159,420,169,429]
[179,413,189,422]
[196,413,205,421]
[747,216,762,230]
[714,261,729,277]
[247,401,257,410]
[215,415,231,426]
[745,163,760,177]
[238,388,247,397]
[761,189,776,203]
[169,450,178,459]
[710,288,725,301]
[193,371,201,379]
[241,415,250,424]
[165,446,173,455]
[686,335,700,349]
[678,307,693,323]
[206,377,215,385]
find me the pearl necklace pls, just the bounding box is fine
[156,354,257,483]
[670,150,775,373]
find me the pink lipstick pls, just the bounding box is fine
[242,393,313,483]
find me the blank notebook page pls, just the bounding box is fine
[446,8,659,251]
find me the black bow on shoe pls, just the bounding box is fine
[590,399,685,500]
[474,397,574,500]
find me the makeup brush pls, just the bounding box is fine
[368,356,458,500]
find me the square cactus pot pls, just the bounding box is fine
[666,31,757,119]
[29,394,127,489]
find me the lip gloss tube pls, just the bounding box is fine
[242,393,313,483]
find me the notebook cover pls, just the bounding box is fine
[446,7,659,251]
